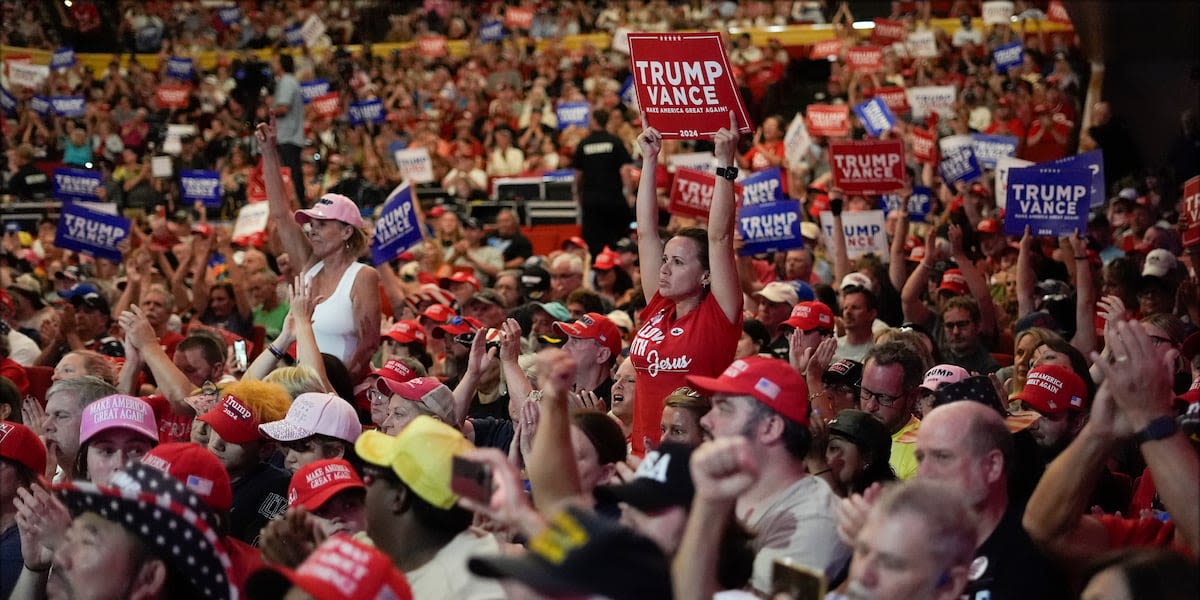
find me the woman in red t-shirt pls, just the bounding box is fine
[629,113,744,456]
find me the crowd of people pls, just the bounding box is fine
[1,0,1199,599]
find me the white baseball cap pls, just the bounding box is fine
[259,393,362,444]
[1142,249,1177,278]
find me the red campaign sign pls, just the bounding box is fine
[155,85,191,109]
[1183,176,1200,248]
[870,86,909,114]
[805,104,850,137]
[627,32,752,140]
[310,92,340,118]
[871,19,907,45]
[809,38,843,60]
[1047,1,1072,25]
[417,35,447,58]
[668,168,744,218]
[505,7,533,30]
[910,127,938,164]
[247,163,294,202]
[829,139,907,195]
[846,46,884,73]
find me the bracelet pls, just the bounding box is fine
[24,563,51,573]
[267,344,295,366]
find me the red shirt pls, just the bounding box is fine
[144,394,194,444]
[0,357,29,397]
[1021,118,1071,163]
[630,291,741,456]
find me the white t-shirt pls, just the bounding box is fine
[407,530,507,600]
[740,475,850,594]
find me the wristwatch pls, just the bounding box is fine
[1135,415,1179,445]
[715,165,738,181]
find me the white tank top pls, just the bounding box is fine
[304,260,365,365]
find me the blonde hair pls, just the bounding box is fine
[264,366,326,399]
[220,379,292,424]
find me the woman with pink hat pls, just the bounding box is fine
[256,118,381,381]
[75,394,159,486]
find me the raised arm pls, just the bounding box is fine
[888,190,912,291]
[498,319,534,422]
[947,224,997,337]
[1067,232,1097,355]
[375,261,411,319]
[829,192,851,287]
[255,118,312,266]
[451,332,498,427]
[1016,226,1037,317]
[118,306,198,416]
[900,224,936,326]
[289,277,332,392]
[635,121,664,300]
[527,348,586,514]
[344,267,382,381]
[708,111,745,324]
[216,228,254,323]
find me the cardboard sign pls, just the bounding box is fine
[218,5,242,25]
[53,167,102,201]
[0,86,15,116]
[738,200,803,256]
[870,86,909,115]
[846,46,883,73]
[556,102,591,130]
[881,186,933,219]
[348,98,385,126]
[982,1,1015,25]
[155,85,191,109]
[51,47,76,70]
[619,75,638,110]
[854,97,896,138]
[8,62,48,89]
[166,56,194,80]
[417,35,448,58]
[809,38,843,60]
[994,156,1033,211]
[938,134,973,157]
[30,95,51,117]
[906,86,957,119]
[820,210,889,261]
[300,79,330,104]
[906,31,938,58]
[232,201,270,246]
[666,152,716,174]
[829,140,906,195]
[627,32,751,139]
[479,19,505,43]
[311,92,340,118]
[739,167,785,207]
[505,6,533,29]
[392,147,434,184]
[50,96,86,118]
[992,41,1024,73]
[939,147,983,185]
[180,170,222,208]
[371,182,423,265]
[871,19,907,45]
[151,156,173,178]
[1047,1,1072,24]
[247,163,292,202]
[969,134,1019,168]
[55,203,131,262]
[1046,150,1106,208]
[669,168,719,218]
[284,24,304,46]
[1004,166,1090,236]
[1182,176,1200,248]
[910,127,938,164]
[301,14,327,47]
[806,104,850,137]
[784,113,812,166]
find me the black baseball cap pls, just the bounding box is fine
[822,359,863,387]
[828,409,892,465]
[595,443,694,512]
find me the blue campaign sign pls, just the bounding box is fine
[969,134,1018,169]
[1,87,19,116]
[736,200,803,256]
[620,75,638,109]
[556,102,591,130]
[543,170,574,183]
[854,97,896,138]
[30,96,51,117]
[166,56,194,80]
[52,167,103,201]
[300,79,330,104]
[1003,166,1090,237]
[479,19,505,43]
[284,24,304,46]
[348,99,385,126]
[55,203,132,263]
[50,96,86,118]
[881,186,933,219]
[939,147,983,185]
[1047,150,1106,208]
[180,170,223,208]
[51,47,76,70]
[218,5,242,25]
[739,167,785,207]
[371,182,423,265]
[992,41,1024,73]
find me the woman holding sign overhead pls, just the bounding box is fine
[256,117,380,381]
[628,111,744,456]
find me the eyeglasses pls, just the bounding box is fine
[860,386,904,407]
[368,388,390,403]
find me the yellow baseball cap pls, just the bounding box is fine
[354,416,474,509]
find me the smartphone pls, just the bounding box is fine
[771,560,826,600]
[455,331,500,352]
[450,456,493,504]
[233,339,248,372]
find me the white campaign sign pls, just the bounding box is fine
[301,14,327,47]
[392,147,434,184]
[906,31,938,58]
[784,113,812,167]
[906,86,957,119]
[819,210,889,262]
[994,156,1033,211]
[233,202,271,239]
[939,135,973,156]
[667,152,716,173]
[982,1,1015,24]
[8,62,49,89]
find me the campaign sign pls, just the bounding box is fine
[994,156,1033,211]
[910,127,938,164]
[232,202,270,246]
[247,164,292,202]
[556,102,591,130]
[1047,0,1072,24]
[51,47,76,70]
[906,86,957,119]
[0,87,15,116]
[669,168,719,219]
[50,96,86,118]
[505,6,534,30]
[479,19,505,43]
[619,75,638,110]
[982,1,1015,24]
[784,113,811,166]
[392,147,434,184]
[939,147,983,185]
[417,35,448,58]
[992,41,1024,73]
[939,134,973,157]
[348,98,385,125]
[53,167,102,201]
[1182,176,1200,248]
[739,167,785,207]
[627,32,751,139]
[8,62,48,89]
[311,92,340,118]
[881,186,933,220]
[906,31,938,58]
[738,200,802,256]
[970,134,1018,168]
[829,140,906,195]
[819,210,889,261]
[871,19,907,45]
[806,104,850,137]
[870,86,909,115]
[284,24,304,46]
[166,56,194,80]
[1046,150,1106,208]
[55,203,131,263]
[30,95,51,117]
[667,152,715,174]
[854,97,895,138]
[372,182,423,265]
[1004,167,1090,236]
[300,79,330,104]
[809,38,843,60]
[180,170,222,208]
[218,5,242,25]
[846,46,883,73]
[543,170,574,183]
[301,14,327,47]
[156,85,191,109]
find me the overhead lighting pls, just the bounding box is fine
[765,25,787,33]
[64,0,73,6]
[852,21,875,30]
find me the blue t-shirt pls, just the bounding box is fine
[1,524,23,599]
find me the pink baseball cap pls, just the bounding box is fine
[259,393,362,444]
[920,364,970,392]
[79,395,159,446]
[294,193,364,228]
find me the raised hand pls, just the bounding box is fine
[255,116,278,153]
[690,437,760,504]
[1090,319,1179,433]
[117,304,157,347]
[259,507,321,568]
[568,388,603,413]
[535,348,576,401]
[947,223,965,257]
[498,318,522,364]
[1097,295,1129,326]
[14,483,72,570]
[836,481,884,545]
[636,114,663,161]
[713,110,741,165]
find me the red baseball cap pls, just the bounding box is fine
[288,458,365,511]
[439,271,481,292]
[687,357,810,426]
[372,359,418,386]
[1016,364,1087,416]
[419,303,457,324]
[553,313,623,359]
[908,245,927,263]
[140,442,234,512]
[433,315,481,338]
[0,420,47,476]
[383,320,427,346]
[781,301,834,332]
[938,268,968,295]
[562,236,587,250]
[198,393,264,445]
[593,251,618,271]
[977,217,1001,234]
[251,534,412,600]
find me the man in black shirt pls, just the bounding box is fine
[572,108,633,256]
[7,143,52,199]
[486,209,533,269]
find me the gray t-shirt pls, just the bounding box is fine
[273,73,304,146]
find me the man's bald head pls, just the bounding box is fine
[922,402,1012,464]
[916,402,1013,508]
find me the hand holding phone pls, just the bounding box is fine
[451,456,494,504]
[771,560,826,600]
